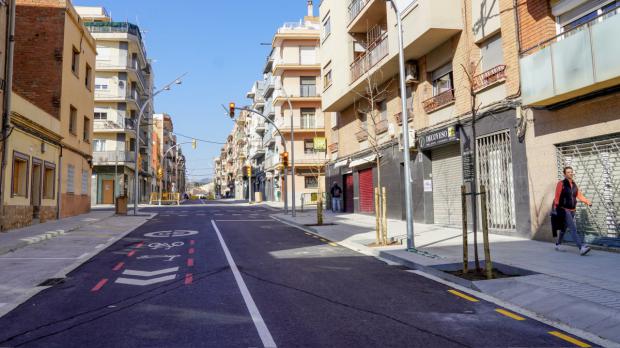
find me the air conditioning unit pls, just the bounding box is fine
[398,129,416,151]
[405,61,419,84]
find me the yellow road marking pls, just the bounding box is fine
[548,331,591,347]
[447,290,479,302]
[495,309,525,321]
[329,242,338,247]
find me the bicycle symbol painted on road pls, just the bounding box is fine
[147,242,184,250]
[144,230,198,238]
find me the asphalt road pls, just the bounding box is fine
[0,200,596,347]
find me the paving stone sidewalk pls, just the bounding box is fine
[265,204,620,346]
[0,211,154,318]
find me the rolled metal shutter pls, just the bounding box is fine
[556,135,620,247]
[344,174,354,213]
[432,145,463,226]
[358,168,375,213]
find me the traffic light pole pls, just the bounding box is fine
[281,88,296,217]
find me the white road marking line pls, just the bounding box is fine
[216,220,274,222]
[211,220,276,348]
[115,274,176,286]
[123,267,179,277]
[95,244,105,249]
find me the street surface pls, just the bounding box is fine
[0,200,595,347]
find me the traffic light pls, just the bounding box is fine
[246,165,252,177]
[281,151,289,168]
[192,139,197,149]
[157,167,163,179]
[229,102,236,118]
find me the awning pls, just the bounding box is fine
[349,154,377,168]
[334,159,348,168]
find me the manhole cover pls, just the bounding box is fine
[38,278,66,287]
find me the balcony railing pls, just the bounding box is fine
[395,109,414,125]
[93,151,136,165]
[473,65,507,91]
[348,0,370,23]
[422,89,455,113]
[375,119,388,134]
[520,5,620,106]
[94,117,135,131]
[355,130,369,142]
[350,33,389,82]
[84,22,147,59]
[328,142,339,153]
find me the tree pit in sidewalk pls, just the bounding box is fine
[446,269,515,281]
[303,223,337,227]
[432,262,537,282]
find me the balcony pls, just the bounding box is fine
[84,22,147,59]
[263,75,278,98]
[395,109,414,125]
[348,0,386,34]
[273,89,322,106]
[473,65,507,91]
[94,117,135,132]
[328,142,339,153]
[520,7,620,106]
[93,151,136,166]
[375,119,389,134]
[422,89,455,113]
[356,130,369,142]
[350,33,389,83]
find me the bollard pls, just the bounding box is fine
[382,187,388,245]
[375,187,381,245]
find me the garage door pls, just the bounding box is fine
[344,174,354,213]
[557,135,620,247]
[432,145,463,226]
[358,168,374,213]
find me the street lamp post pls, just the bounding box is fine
[227,105,289,211]
[279,87,296,217]
[133,73,186,216]
[387,0,416,250]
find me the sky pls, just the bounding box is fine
[75,0,317,182]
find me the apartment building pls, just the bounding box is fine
[1,0,96,230]
[153,113,179,193]
[320,0,528,236]
[518,0,620,246]
[76,6,154,205]
[246,79,270,201]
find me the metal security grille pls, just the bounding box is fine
[477,130,516,231]
[557,135,620,246]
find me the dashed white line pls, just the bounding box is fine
[211,220,276,348]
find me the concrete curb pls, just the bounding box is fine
[0,212,116,256]
[270,214,618,348]
[0,212,156,319]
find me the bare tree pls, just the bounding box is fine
[353,72,394,245]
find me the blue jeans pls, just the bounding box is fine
[331,197,341,212]
[557,209,583,248]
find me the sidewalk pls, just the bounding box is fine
[270,207,620,346]
[0,210,154,318]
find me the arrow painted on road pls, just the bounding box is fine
[122,267,179,277]
[115,274,176,286]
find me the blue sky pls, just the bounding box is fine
[75,0,316,181]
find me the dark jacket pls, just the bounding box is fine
[330,185,342,198]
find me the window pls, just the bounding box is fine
[322,15,331,41]
[11,152,29,197]
[94,78,109,91]
[323,61,333,90]
[299,46,316,65]
[300,77,317,97]
[43,162,55,199]
[85,64,92,90]
[96,45,112,61]
[305,176,319,189]
[81,170,89,195]
[301,108,316,129]
[330,112,338,129]
[359,112,368,130]
[93,139,105,152]
[560,1,619,32]
[71,46,80,76]
[431,64,453,96]
[304,139,316,154]
[94,112,107,120]
[67,164,75,193]
[480,34,503,72]
[378,100,387,121]
[129,138,136,152]
[83,117,90,142]
[69,106,77,135]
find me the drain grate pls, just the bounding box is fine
[37,278,66,287]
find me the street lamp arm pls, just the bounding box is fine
[230,106,288,152]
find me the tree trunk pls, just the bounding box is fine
[382,186,388,245]
[480,185,493,279]
[375,187,381,245]
[461,185,468,274]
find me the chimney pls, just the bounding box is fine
[307,0,314,17]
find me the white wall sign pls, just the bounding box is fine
[424,180,433,192]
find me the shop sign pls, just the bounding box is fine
[314,137,327,151]
[419,126,459,150]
